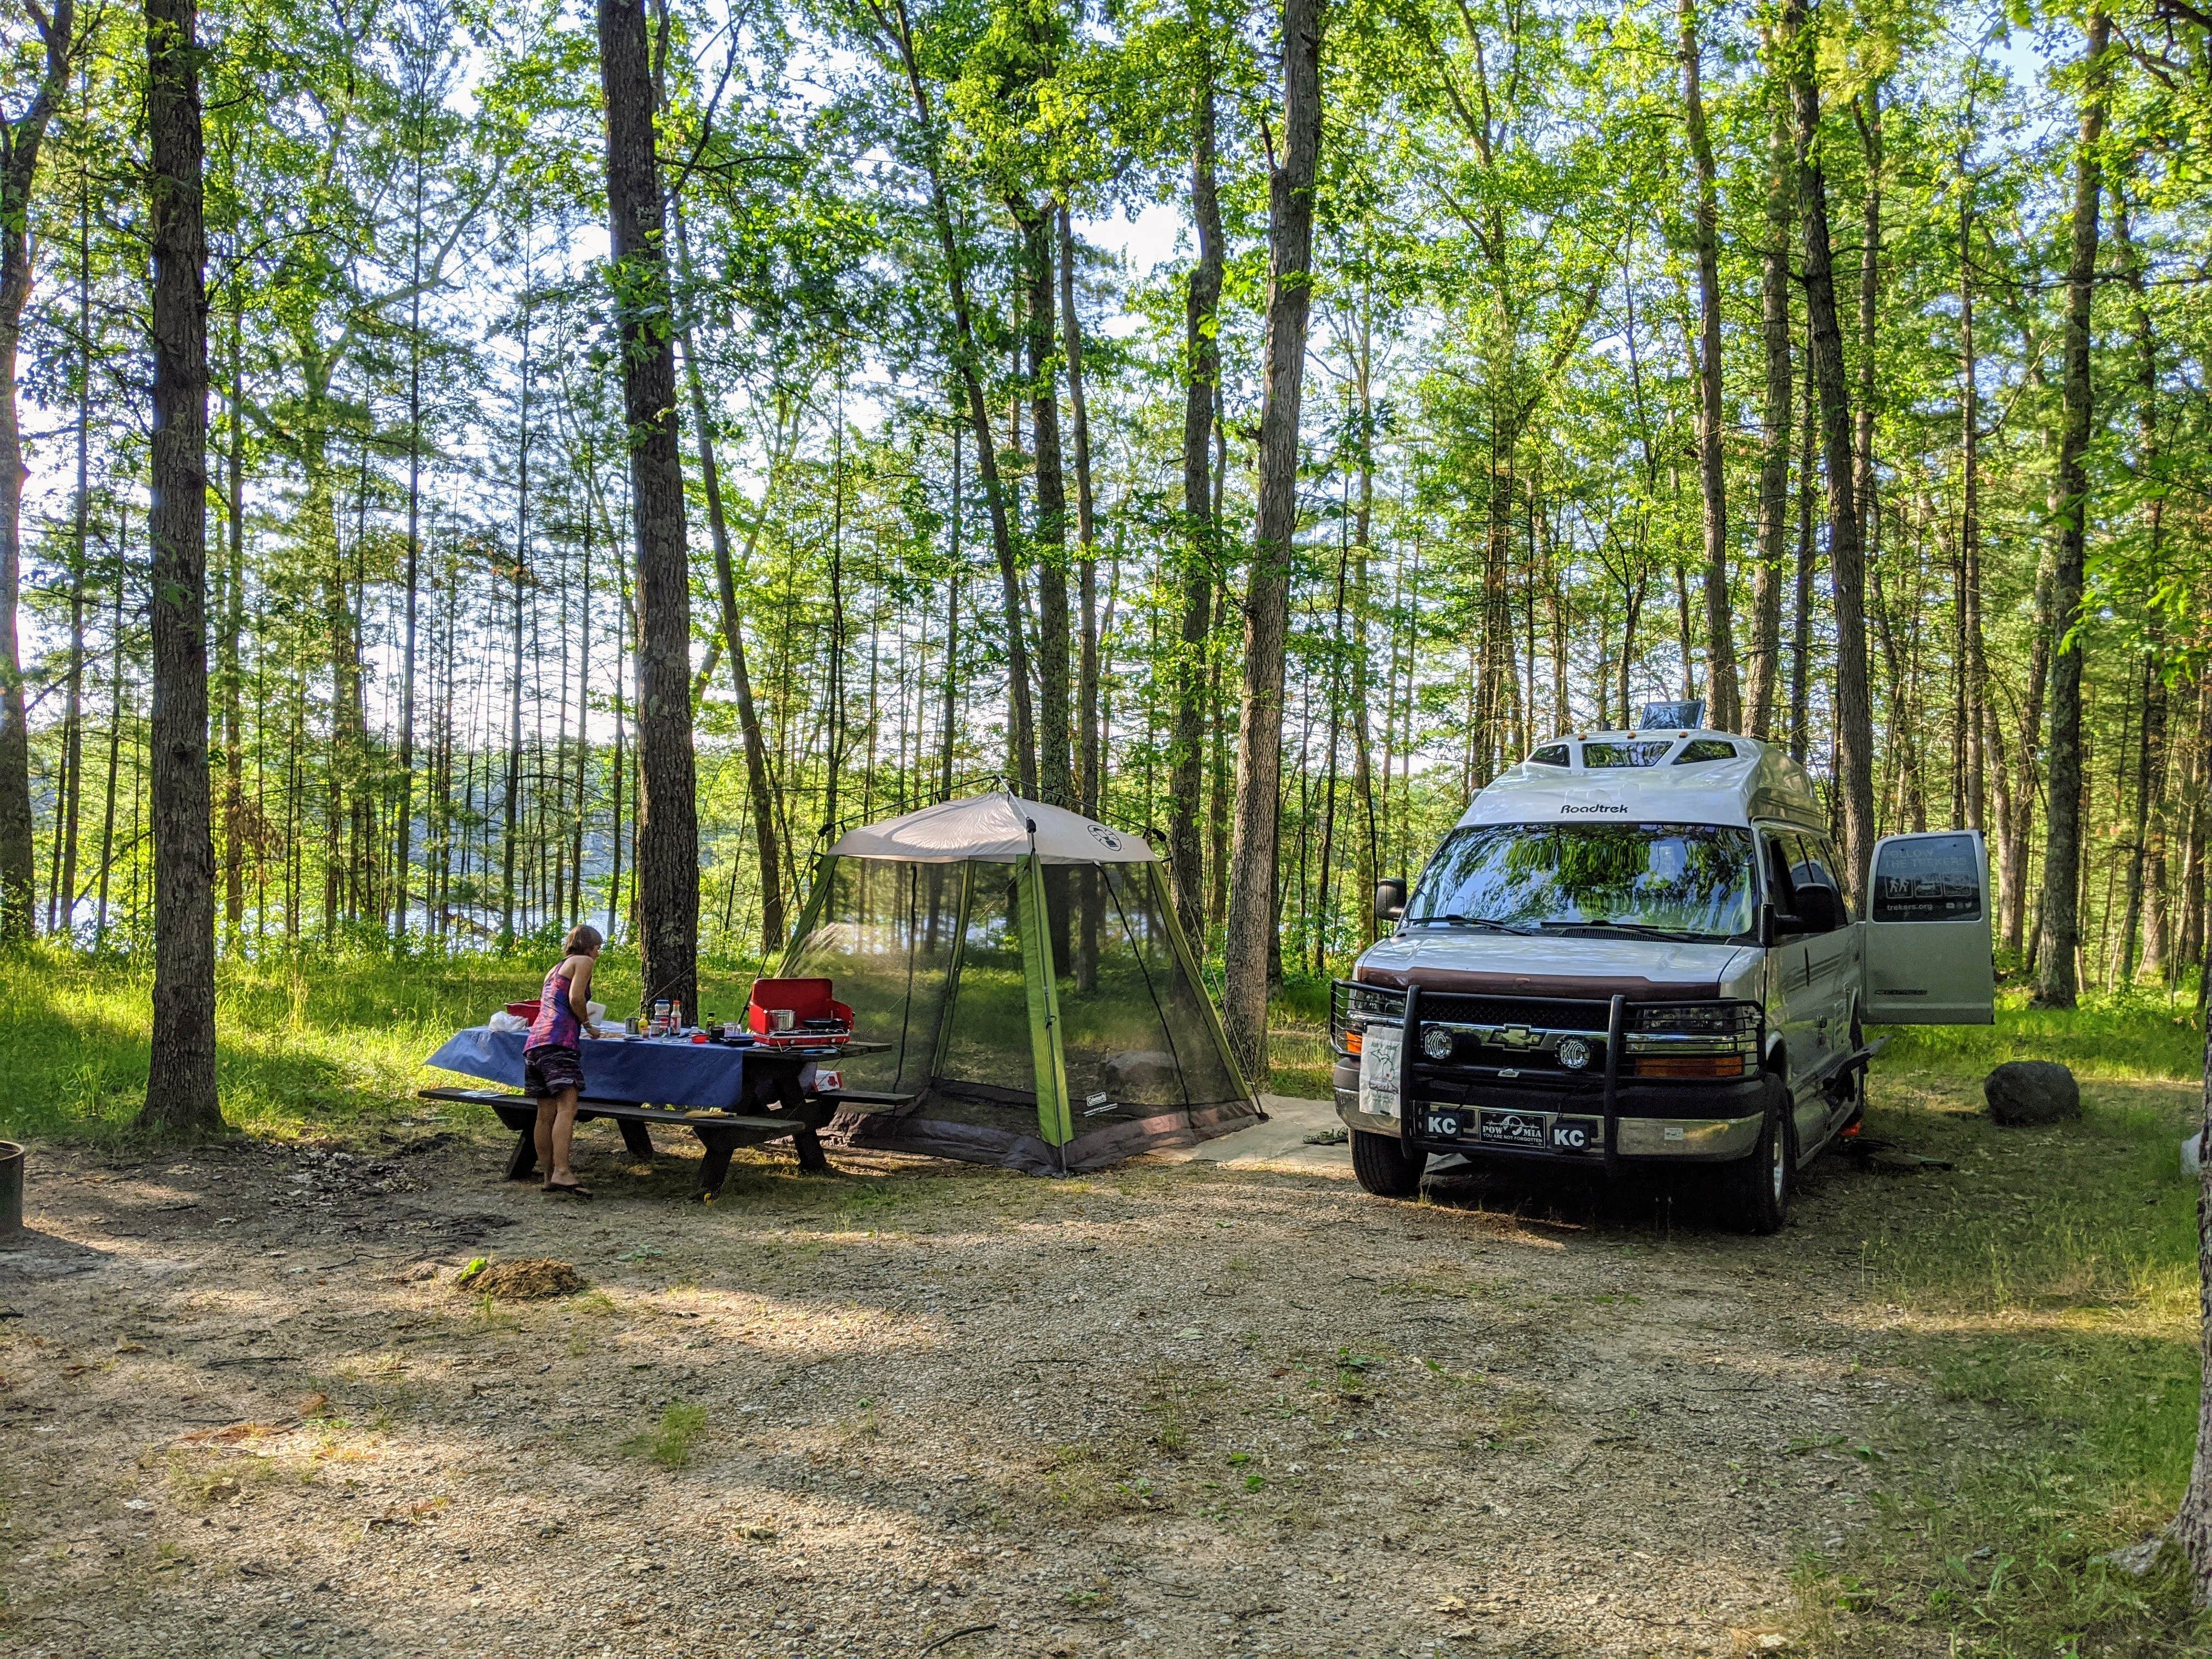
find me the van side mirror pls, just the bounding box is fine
[1374,879,1408,925]
[1782,884,1846,935]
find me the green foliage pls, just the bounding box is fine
[622,1402,709,1470]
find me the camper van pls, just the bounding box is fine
[1329,723,1994,1231]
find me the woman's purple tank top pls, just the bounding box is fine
[525,964,581,1051]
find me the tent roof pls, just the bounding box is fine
[826,791,1156,865]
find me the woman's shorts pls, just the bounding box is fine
[523,1043,585,1098]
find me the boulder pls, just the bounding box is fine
[1104,1049,1179,1092]
[1983,1060,2079,1126]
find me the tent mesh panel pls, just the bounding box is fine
[781,857,958,1098]
[926,866,1049,1138]
[1054,863,1245,1122]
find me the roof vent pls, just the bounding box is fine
[1638,698,1704,731]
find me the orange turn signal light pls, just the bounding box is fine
[1346,1030,1365,1055]
[1632,1053,1748,1079]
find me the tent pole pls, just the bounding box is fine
[1019,851,1075,1161]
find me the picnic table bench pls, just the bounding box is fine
[420,1029,889,1199]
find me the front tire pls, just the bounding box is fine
[1351,1130,1427,1199]
[1722,1075,1792,1235]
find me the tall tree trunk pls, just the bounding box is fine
[1959,175,1989,837]
[140,0,219,1133]
[95,554,123,946]
[673,202,786,956]
[1788,319,1816,761]
[1747,56,1792,741]
[1060,204,1099,815]
[2117,180,2171,979]
[55,138,92,938]
[1223,0,1325,1082]
[1351,300,1380,948]
[2004,544,2056,953]
[1170,38,1223,941]
[1680,0,1736,732]
[1060,203,1101,990]
[1784,0,1873,896]
[599,0,698,1017]
[1020,205,1072,810]
[940,419,961,803]
[866,0,1034,795]
[395,134,426,939]
[501,294,528,951]
[2033,7,2109,1010]
[0,1,74,938]
[220,283,245,940]
[1852,81,1883,617]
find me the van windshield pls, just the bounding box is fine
[1406,823,1757,942]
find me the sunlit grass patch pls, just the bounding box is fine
[1874,986,2203,1081]
[622,1402,708,1470]
[0,942,772,1143]
[1808,1065,2210,1657]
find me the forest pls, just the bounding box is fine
[2,0,2209,1080]
[7,0,2212,1640]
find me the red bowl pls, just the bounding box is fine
[505,1002,541,1020]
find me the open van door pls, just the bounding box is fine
[1864,831,1995,1024]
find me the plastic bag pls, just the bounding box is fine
[487,1011,528,1034]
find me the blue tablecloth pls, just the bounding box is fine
[425,1028,819,1110]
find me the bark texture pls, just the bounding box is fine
[2033,8,2109,1010]
[1680,0,1737,732]
[1746,60,1792,742]
[0,0,75,937]
[140,0,221,1134]
[1170,40,1223,943]
[1223,0,1325,1082]
[599,0,698,1017]
[1784,0,1873,898]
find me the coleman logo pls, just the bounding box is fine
[1560,803,1628,815]
[1086,822,1123,849]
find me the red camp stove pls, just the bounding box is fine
[746,977,854,1048]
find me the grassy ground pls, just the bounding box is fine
[0,945,775,1143]
[1796,991,2209,1657]
[3,948,2206,1654]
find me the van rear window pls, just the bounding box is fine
[1582,740,1673,768]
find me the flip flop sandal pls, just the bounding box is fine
[544,1179,592,1199]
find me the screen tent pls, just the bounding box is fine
[780,793,1262,1173]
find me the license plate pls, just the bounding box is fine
[1358,1026,1403,1119]
[1550,1116,1599,1153]
[1420,1109,1465,1139]
[1478,1109,1549,1148]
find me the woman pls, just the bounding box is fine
[524,924,602,1197]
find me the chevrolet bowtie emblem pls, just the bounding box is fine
[1495,1025,1540,1049]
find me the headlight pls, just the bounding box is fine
[1628,1000,1760,1078]
[1554,1036,1592,1070]
[1348,984,1407,1022]
[1635,1001,1760,1035]
[1421,1026,1455,1060]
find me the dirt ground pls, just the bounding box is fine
[0,1090,2013,1659]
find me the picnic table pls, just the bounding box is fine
[420,1028,888,1199]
